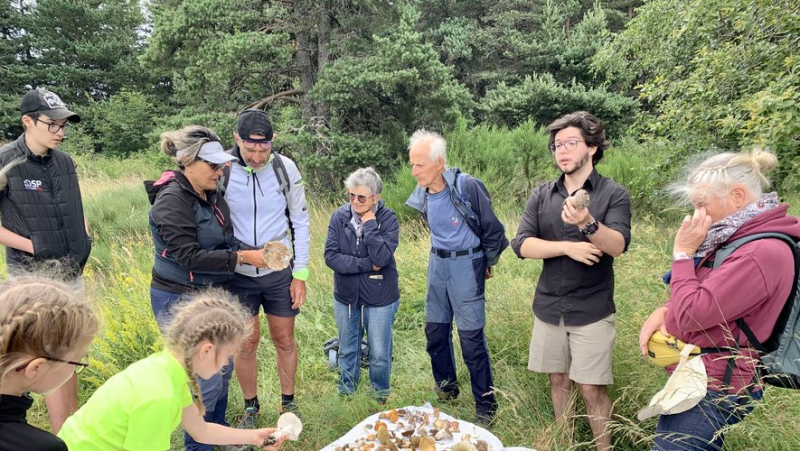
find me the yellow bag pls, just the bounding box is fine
[646,331,701,367]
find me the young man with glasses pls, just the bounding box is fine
[511,111,631,451]
[224,109,310,436]
[0,88,92,433]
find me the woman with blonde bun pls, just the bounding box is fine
[639,148,800,450]
[0,277,100,451]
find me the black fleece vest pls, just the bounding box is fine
[0,136,91,277]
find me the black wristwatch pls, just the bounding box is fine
[579,218,599,236]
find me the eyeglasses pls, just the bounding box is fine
[549,139,585,153]
[198,158,224,172]
[242,139,272,149]
[348,192,375,203]
[35,118,72,135]
[15,355,90,374]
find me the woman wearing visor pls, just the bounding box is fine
[144,125,268,451]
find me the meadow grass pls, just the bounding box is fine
[16,152,800,450]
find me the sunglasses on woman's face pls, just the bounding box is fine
[198,158,224,172]
[347,192,375,203]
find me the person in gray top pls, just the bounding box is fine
[511,111,631,451]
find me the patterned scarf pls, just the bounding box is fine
[695,192,780,258]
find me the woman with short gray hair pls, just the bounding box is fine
[324,167,400,403]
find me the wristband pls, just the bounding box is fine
[292,268,309,281]
[673,252,693,261]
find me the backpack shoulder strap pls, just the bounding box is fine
[713,232,797,269]
[715,232,799,351]
[218,163,232,197]
[451,173,481,238]
[272,152,290,198]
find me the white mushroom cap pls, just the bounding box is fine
[275,412,303,440]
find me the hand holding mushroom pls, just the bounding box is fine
[561,188,592,227]
[261,412,303,449]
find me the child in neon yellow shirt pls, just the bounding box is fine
[59,290,284,450]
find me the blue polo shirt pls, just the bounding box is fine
[427,187,480,252]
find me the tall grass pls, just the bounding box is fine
[16,137,800,450]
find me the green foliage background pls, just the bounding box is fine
[2,0,800,449]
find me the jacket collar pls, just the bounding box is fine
[149,170,218,204]
[405,167,463,212]
[15,135,53,164]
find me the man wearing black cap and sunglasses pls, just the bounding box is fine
[0,88,92,433]
[222,109,310,436]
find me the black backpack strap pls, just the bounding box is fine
[218,162,232,197]
[712,232,796,269]
[272,152,295,248]
[272,152,290,198]
[711,232,798,393]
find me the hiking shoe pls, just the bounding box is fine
[435,386,460,401]
[236,406,259,429]
[475,410,496,429]
[280,400,299,415]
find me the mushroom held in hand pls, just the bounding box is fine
[262,241,292,270]
[573,189,590,209]
[262,412,303,446]
[563,189,590,210]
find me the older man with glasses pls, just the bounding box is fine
[223,109,310,439]
[0,88,92,433]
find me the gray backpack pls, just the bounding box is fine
[709,232,800,389]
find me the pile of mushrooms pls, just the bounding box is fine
[332,408,492,451]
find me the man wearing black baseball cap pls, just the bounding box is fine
[0,88,91,433]
[223,109,310,437]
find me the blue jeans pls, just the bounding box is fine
[653,389,763,450]
[333,299,399,398]
[150,288,234,451]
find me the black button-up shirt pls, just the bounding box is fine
[511,169,631,326]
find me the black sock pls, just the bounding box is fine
[244,396,260,411]
[281,393,294,406]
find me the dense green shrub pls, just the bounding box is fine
[480,74,639,138]
[595,0,800,191]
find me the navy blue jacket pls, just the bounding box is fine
[324,201,400,307]
[406,168,509,267]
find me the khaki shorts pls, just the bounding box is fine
[528,314,616,385]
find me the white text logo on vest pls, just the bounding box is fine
[23,179,43,191]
